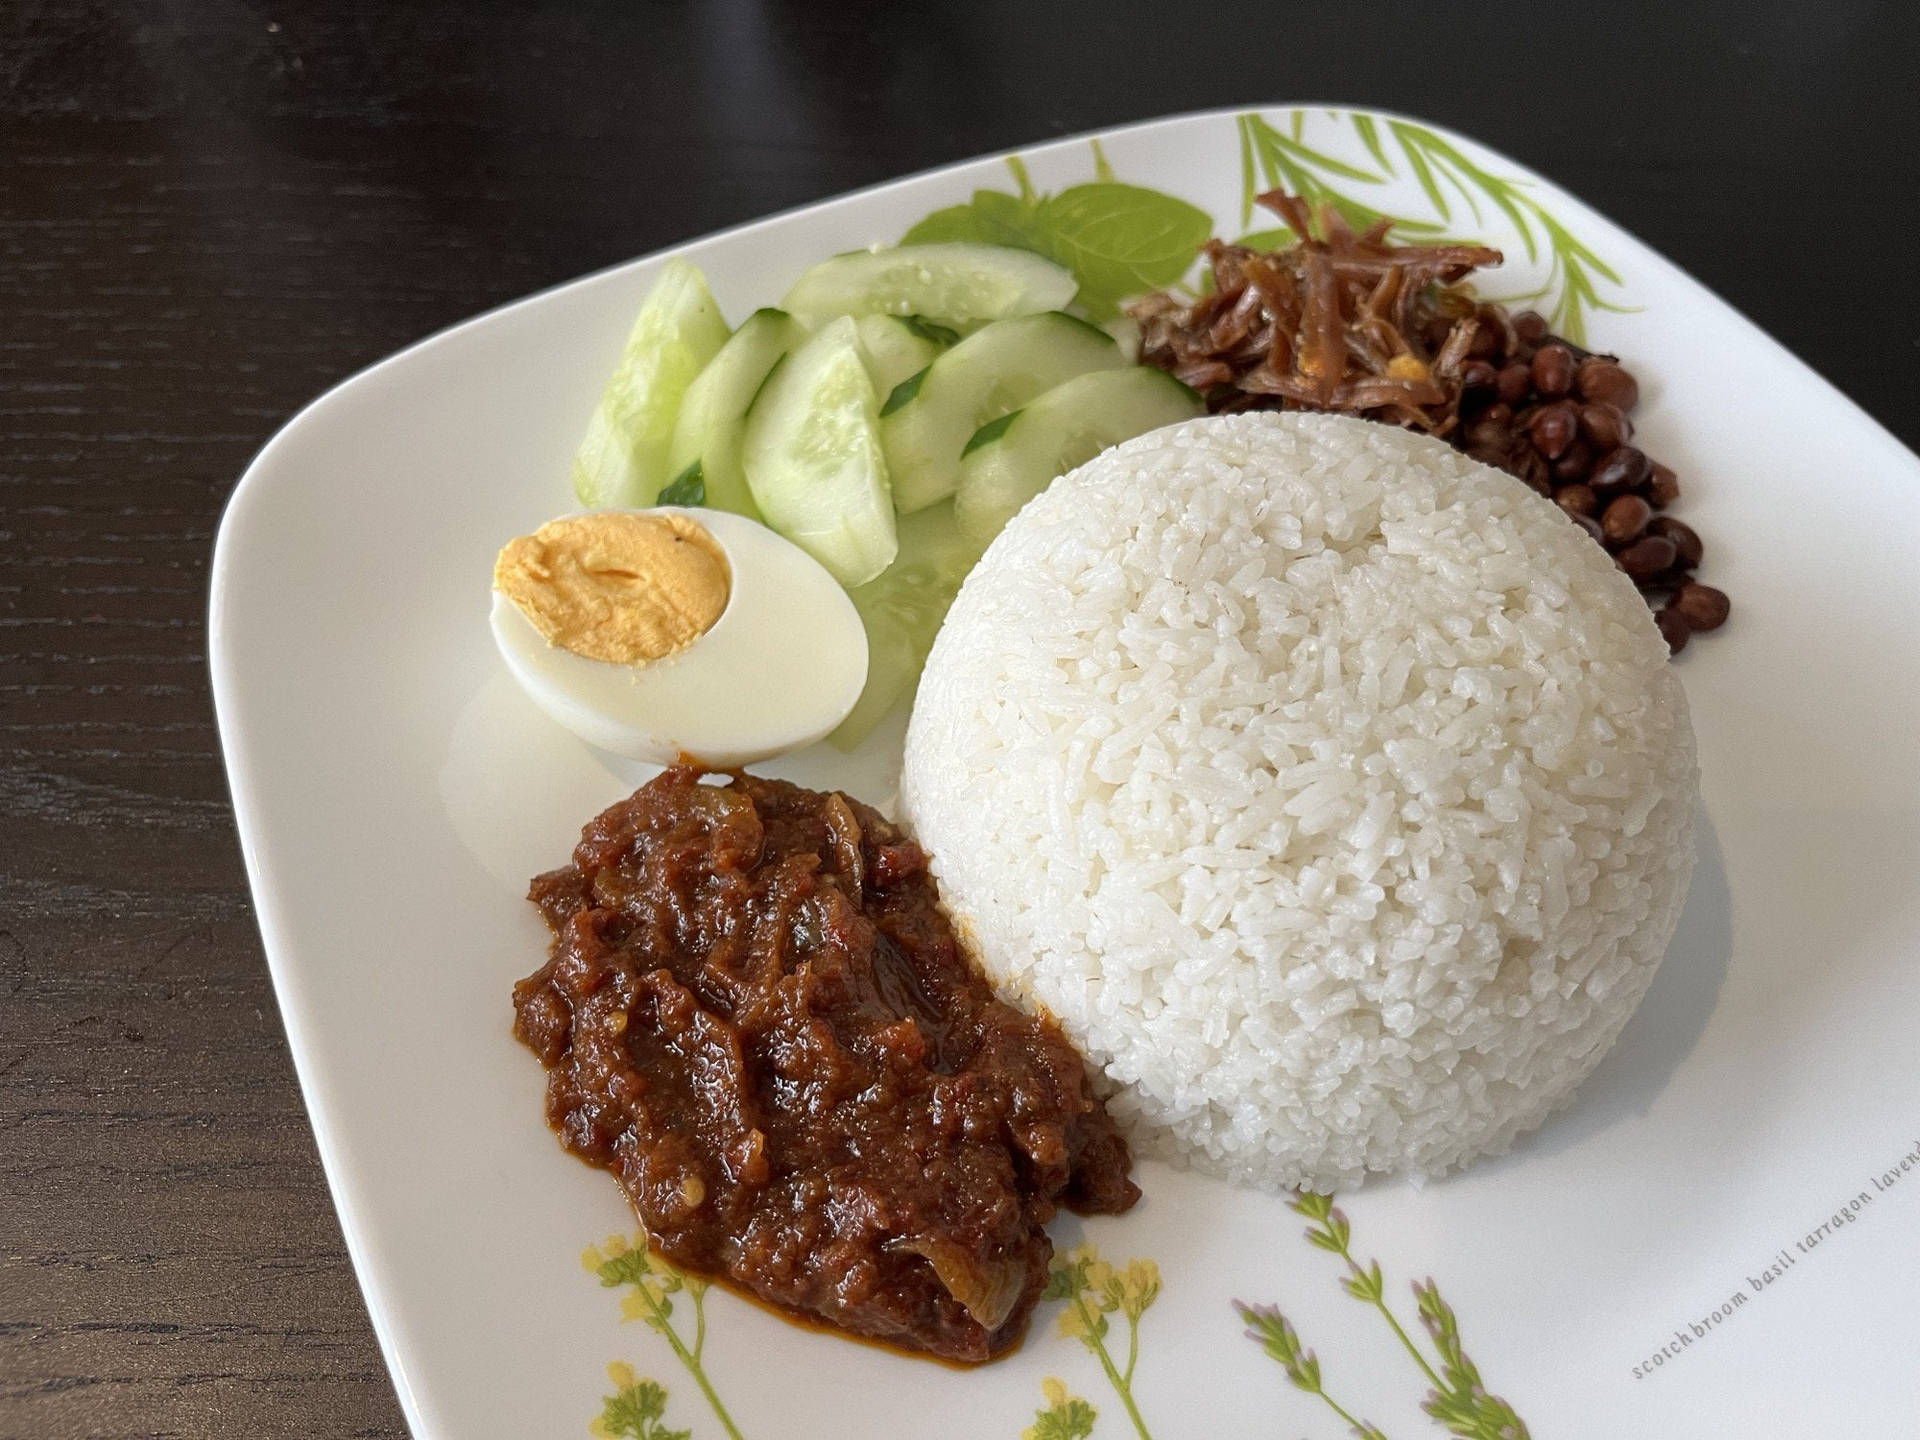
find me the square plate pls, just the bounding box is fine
[211,106,1920,1438]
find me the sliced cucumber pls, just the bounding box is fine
[743,316,898,587]
[829,501,983,749]
[954,367,1204,544]
[855,313,949,401]
[880,312,1125,514]
[782,243,1077,331]
[572,258,731,508]
[666,307,803,520]
[1101,314,1142,361]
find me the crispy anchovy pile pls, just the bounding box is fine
[1130,190,1504,435]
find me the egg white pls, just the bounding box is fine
[490,507,868,767]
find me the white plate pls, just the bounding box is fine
[211,107,1920,1439]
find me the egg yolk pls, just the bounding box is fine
[493,512,730,665]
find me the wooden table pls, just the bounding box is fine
[4,4,1916,1435]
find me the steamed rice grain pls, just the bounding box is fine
[900,411,1697,1191]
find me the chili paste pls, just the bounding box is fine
[512,766,1137,1362]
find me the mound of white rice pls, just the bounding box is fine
[901,411,1696,1190]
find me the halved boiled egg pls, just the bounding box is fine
[490,507,867,766]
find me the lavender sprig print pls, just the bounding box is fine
[1239,1196,1534,1440]
[1235,1300,1391,1439]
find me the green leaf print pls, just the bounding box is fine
[1225,108,1632,345]
[591,1367,693,1440]
[1025,1377,1099,1440]
[1042,1244,1162,1440]
[1236,111,1442,238]
[584,1234,746,1440]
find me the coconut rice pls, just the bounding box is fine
[901,411,1697,1191]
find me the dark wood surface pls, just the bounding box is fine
[3,3,1916,1436]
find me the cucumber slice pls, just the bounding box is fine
[1101,314,1142,361]
[830,501,982,749]
[880,312,1125,514]
[666,307,804,520]
[954,367,1204,543]
[743,316,898,587]
[572,258,731,508]
[782,243,1077,331]
[855,313,949,400]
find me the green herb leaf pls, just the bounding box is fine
[656,461,705,507]
[881,366,930,416]
[898,203,995,248]
[901,187,1048,251]
[1004,154,1038,204]
[1035,183,1213,317]
[961,410,1019,455]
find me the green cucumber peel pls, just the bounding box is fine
[657,461,706,506]
[962,411,1020,456]
[902,315,961,346]
[882,366,930,417]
